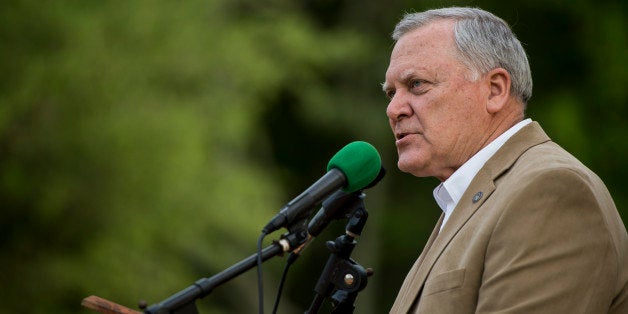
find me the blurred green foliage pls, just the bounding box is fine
[0,0,625,313]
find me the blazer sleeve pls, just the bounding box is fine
[476,168,619,313]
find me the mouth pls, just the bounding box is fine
[396,132,409,141]
[394,128,424,146]
[395,130,417,141]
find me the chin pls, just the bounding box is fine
[397,158,429,178]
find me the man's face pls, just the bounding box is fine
[383,20,491,181]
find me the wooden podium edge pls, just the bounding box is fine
[82,295,142,314]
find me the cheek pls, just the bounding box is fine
[417,104,463,155]
[413,98,449,140]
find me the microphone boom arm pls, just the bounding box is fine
[142,227,309,314]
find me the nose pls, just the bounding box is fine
[386,91,412,122]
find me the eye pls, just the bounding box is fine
[408,79,430,95]
[386,89,396,99]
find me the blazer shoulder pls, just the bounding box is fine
[513,140,605,188]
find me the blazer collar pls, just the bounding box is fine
[394,121,551,313]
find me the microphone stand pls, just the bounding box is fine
[142,221,309,314]
[305,193,371,314]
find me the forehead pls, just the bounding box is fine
[385,20,460,84]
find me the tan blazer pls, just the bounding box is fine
[390,122,628,313]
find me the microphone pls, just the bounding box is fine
[307,167,385,237]
[262,141,382,235]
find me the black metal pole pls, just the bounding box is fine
[144,242,285,314]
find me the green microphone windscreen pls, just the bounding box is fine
[327,141,382,192]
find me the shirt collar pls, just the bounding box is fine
[433,119,532,227]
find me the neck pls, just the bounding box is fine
[480,100,525,151]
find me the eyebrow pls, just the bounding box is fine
[381,69,419,93]
[381,81,390,93]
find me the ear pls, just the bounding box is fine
[486,68,511,114]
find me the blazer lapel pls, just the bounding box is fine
[405,175,496,310]
[390,214,444,313]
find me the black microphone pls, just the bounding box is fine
[307,167,386,237]
[261,141,382,235]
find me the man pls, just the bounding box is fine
[382,7,628,313]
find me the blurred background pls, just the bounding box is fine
[1,0,626,313]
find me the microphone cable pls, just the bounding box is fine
[257,232,266,314]
[272,252,299,314]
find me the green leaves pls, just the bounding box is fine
[0,1,626,313]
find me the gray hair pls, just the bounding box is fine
[393,7,532,104]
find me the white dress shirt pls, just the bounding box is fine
[433,119,532,231]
